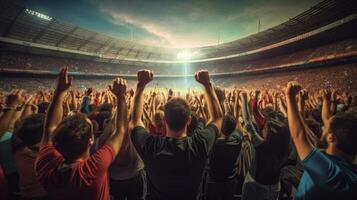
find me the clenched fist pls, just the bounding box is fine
[195,70,211,86]
[109,78,127,98]
[137,70,153,86]
[285,81,302,98]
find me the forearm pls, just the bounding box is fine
[42,92,65,144]
[287,96,312,160]
[131,84,145,127]
[204,84,223,126]
[0,110,18,135]
[21,105,33,119]
[322,98,331,125]
[298,99,306,120]
[108,97,127,154]
[241,95,250,125]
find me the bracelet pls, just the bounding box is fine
[2,107,17,111]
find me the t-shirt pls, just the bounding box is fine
[35,144,115,200]
[131,124,219,200]
[148,122,166,137]
[109,140,144,180]
[14,147,47,198]
[295,148,357,200]
[0,164,9,200]
[0,131,16,174]
[207,135,242,181]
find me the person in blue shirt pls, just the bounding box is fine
[285,82,357,200]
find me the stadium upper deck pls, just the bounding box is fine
[0,0,357,65]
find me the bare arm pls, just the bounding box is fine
[41,67,72,147]
[129,70,153,131]
[195,70,223,132]
[321,90,332,126]
[240,91,264,147]
[286,82,313,160]
[0,90,24,136]
[106,78,128,155]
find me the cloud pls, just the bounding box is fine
[89,0,322,48]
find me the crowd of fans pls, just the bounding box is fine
[1,63,356,93]
[0,66,356,200]
[1,37,356,76]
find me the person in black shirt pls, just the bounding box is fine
[240,91,291,200]
[205,114,242,200]
[128,69,223,200]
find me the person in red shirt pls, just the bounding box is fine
[35,67,128,200]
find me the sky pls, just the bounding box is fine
[16,0,322,48]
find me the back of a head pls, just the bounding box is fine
[91,111,112,132]
[264,119,291,160]
[99,103,113,113]
[329,111,357,156]
[37,102,50,114]
[305,118,322,139]
[14,113,45,147]
[222,115,237,137]
[164,97,190,132]
[53,113,93,161]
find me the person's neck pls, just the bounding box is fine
[65,149,90,164]
[166,128,187,138]
[326,146,355,163]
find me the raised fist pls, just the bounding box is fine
[320,89,331,101]
[129,89,135,97]
[109,78,127,98]
[137,69,153,86]
[6,89,25,108]
[285,81,302,98]
[56,67,73,94]
[300,89,309,101]
[195,70,211,86]
[85,88,93,96]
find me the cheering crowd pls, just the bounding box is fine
[0,67,356,200]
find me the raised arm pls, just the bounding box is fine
[0,90,24,136]
[105,78,128,155]
[41,67,72,147]
[195,70,223,132]
[240,91,264,147]
[129,70,153,131]
[321,90,332,126]
[285,82,313,160]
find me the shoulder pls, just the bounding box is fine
[35,145,63,178]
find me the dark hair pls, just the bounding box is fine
[37,102,50,114]
[329,111,357,155]
[305,118,322,139]
[99,103,113,113]
[164,97,190,132]
[222,115,237,136]
[88,104,97,113]
[14,113,45,146]
[188,112,199,135]
[90,111,112,132]
[52,113,93,161]
[263,119,291,165]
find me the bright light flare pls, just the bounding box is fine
[176,50,192,60]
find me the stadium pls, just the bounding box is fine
[0,0,357,200]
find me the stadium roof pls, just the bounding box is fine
[0,0,356,63]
